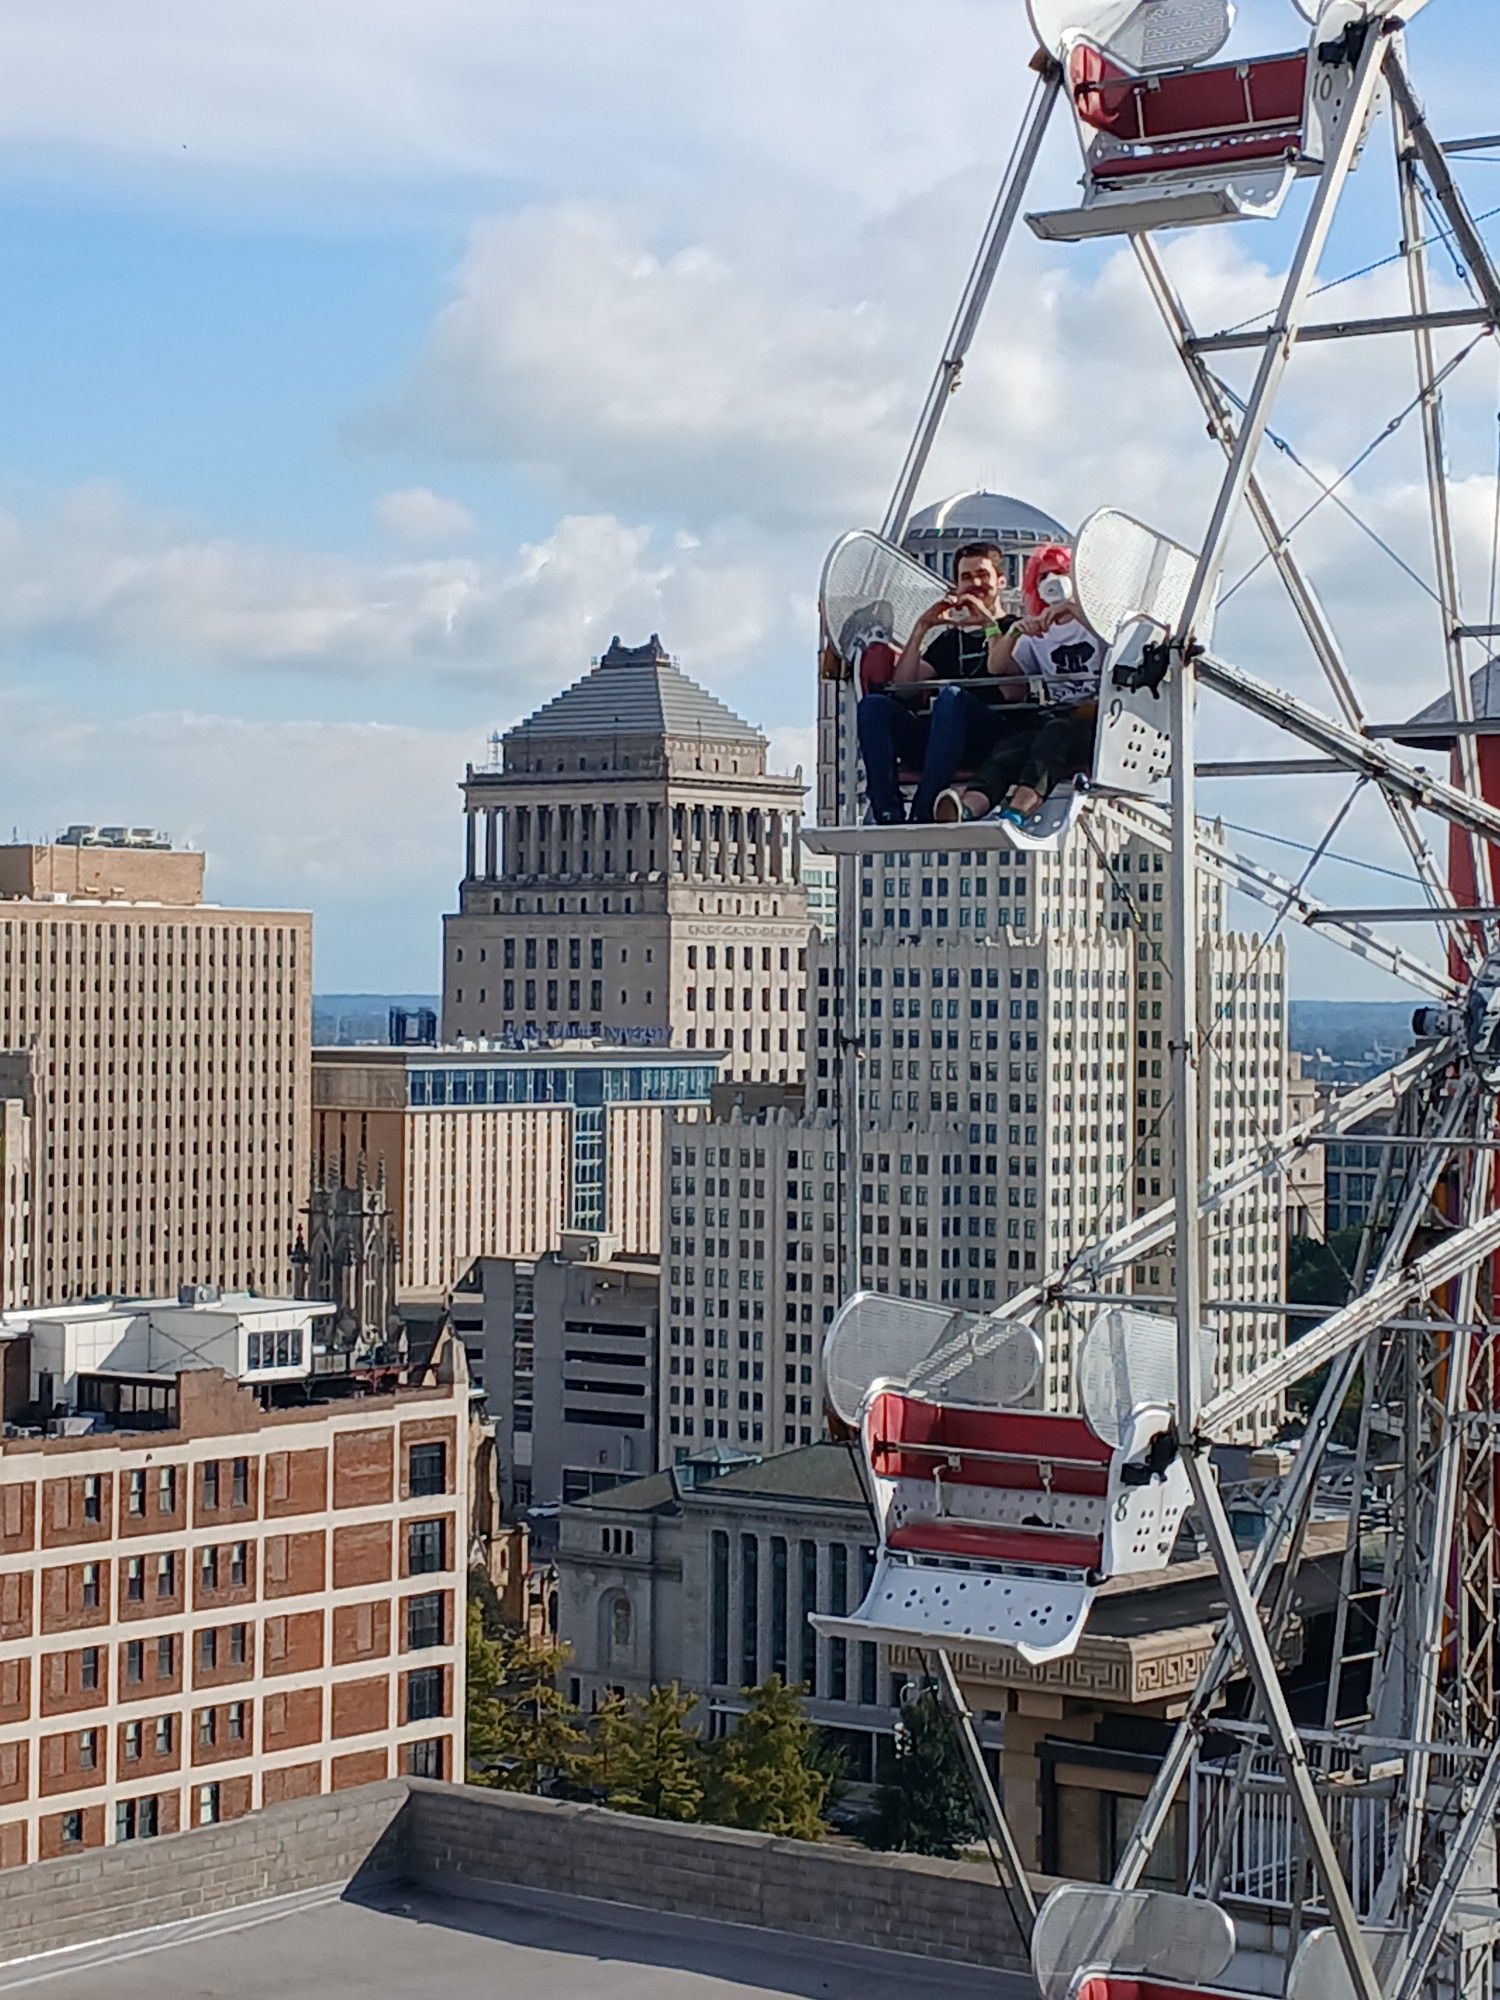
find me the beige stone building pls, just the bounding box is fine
[313,1043,722,1300]
[1285,1051,1327,1242]
[0,840,311,1311]
[0,1293,467,1867]
[443,636,811,1084]
[665,819,1289,1459]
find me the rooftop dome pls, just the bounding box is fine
[507,635,765,747]
[904,488,1070,545]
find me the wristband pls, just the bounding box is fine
[982,622,1003,640]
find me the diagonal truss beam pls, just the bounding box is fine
[1196,647,1500,848]
[1002,1040,1448,1314]
[1204,1147,1500,1434]
[1130,233,1474,965]
[1387,55,1500,325]
[1116,799,1456,998]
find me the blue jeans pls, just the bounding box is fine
[857,684,1005,824]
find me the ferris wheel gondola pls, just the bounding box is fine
[810,0,1500,1991]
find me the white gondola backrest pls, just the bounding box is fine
[1286,1925,1405,1999]
[1075,508,1215,801]
[1027,0,1235,67]
[818,530,947,664]
[1078,1304,1215,1447]
[822,1292,1042,1428]
[1032,1885,1237,2000]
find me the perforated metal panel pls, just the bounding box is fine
[1094,618,1173,798]
[819,531,947,662]
[1074,508,1213,648]
[1031,1886,1236,2000]
[1078,1306,1215,1447]
[823,1292,1041,1426]
[1026,0,1234,66]
[813,1557,1094,1666]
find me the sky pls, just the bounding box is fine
[0,1,1497,997]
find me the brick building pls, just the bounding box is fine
[0,1302,467,1867]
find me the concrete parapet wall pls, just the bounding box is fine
[0,1783,408,1968]
[401,1782,1029,1973]
[0,1780,1026,1978]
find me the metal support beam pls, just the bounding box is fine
[1306,904,1500,925]
[1196,757,1345,777]
[1203,1167,1500,1434]
[1196,649,1500,849]
[1131,231,1471,967]
[1183,1453,1385,2000]
[1396,92,1494,951]
[1392,1733,1500,2000]
[928,1650,1038,1933]
[881,69,1060,542]
[1187,304,1492,354]
[1387,56,1500,324]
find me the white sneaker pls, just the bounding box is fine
[933,788,969,825]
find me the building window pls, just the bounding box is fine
[228,1624,248,1667]
[229,1543,247,1588]
[196,1783,221,1827]
[125,1558,144,1603]
[81,1563,100,1610]
[829,1547,848,1702]
[83,1476,101,1524]
[80,1648,100,1693]
[127,1470,145,1517]
[859,1547,878,1708]
[156,1635,175,1680]
[769,1537,788,1682]
[406,1593,444,1651]
[739,1535,759,1689]
[202,1462,220,1510]
[710,1530,729,1687]
[156,1552,175,1600]
[198,1631,217,1672]
[406,1520,446,1576]
[61,1812,83,1847]
[78,1729,98,1771]
[158,1466,176,1512]
[154,1715,172,1756]
[405,1738,444,1779]
[199,1709,216,1749]
[124,1641,144,1686]
[409,1444,447,1499]
[406,1666,444,1723]
[231,1458,249,1506]
[200,1547,219,1591]
[227,1701,246,1742]
[115,1796,158,1843]
[798,1541,818,1695]
[123,1721,142,1762]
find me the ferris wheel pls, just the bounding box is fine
[803,1,1500,1995]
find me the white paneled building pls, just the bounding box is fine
[664,814,1287,1457]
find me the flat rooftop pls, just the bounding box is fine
[0,1882,1030,2000]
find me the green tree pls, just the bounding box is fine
[465,1598,584,1793]
[704,1677,828,1839]
[870,1686,983,1859]
[586,1684,705,1821]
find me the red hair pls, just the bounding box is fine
[1021,543,1072,617]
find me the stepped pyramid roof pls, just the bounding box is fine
[508,635,765,746]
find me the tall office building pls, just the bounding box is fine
[443,636,812,1084]
[663,821,1288,1456]
[0,839,312,1310]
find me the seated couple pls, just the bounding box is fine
[857,541,1104,831]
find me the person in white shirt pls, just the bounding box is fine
[933,549,1103,828]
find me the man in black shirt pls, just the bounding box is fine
[857,540,1015,824]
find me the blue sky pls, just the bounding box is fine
[0,0,1496,994]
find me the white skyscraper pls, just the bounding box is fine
[662,815,1287,1458]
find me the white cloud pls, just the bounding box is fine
[0,482,792,689]
[0,688,478,986]
[374,486,476,545]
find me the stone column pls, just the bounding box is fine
[464,808,477,882]
[484,808,498,879]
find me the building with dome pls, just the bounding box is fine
[442,636,810,1085]
[900,487,1071,588]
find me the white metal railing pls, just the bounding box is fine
[1189,1755,1396,1918]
